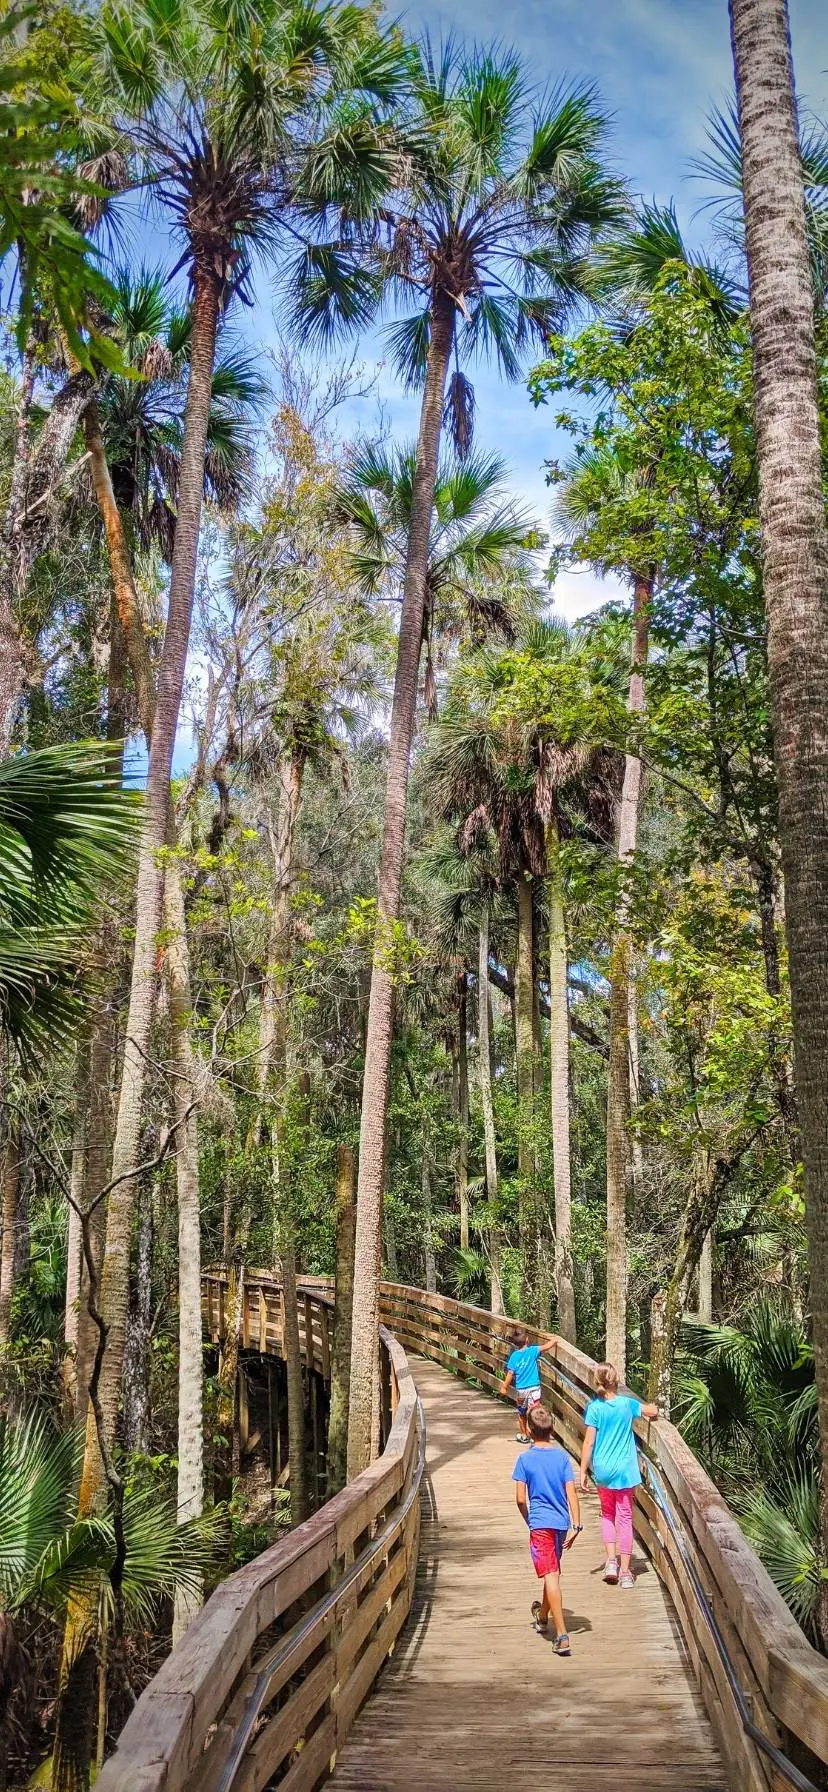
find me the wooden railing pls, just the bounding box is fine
[97,1275,423,1792]
[98,1273,828,1792]
[381,1283,828,1792]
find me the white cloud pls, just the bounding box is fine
[550,564,627,624]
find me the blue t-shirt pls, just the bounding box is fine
[584,1393,642,1489]
[506,1343,542,1390]
[512,1444,574,1531]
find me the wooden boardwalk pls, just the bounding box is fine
[333,1356,726,1791]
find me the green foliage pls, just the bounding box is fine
[0,743,140,1056]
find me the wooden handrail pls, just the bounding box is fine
[98,1272,828,1792]
[380,1282,828,1792]
[96,1277,423,1792]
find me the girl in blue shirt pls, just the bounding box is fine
[579,1362,658,1589]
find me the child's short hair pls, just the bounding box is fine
[595,1362,620,1396]
[527,1403,554,1441]
[512,1327,529,1348]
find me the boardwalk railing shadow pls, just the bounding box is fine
[96,1271,828,1792]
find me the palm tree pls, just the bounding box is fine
[426,623,614,1331]
[416,826,506,1310]
[80,0,406,1513]
[303,50,625,1463]
[675,1299,819,1636]
[0,744,139,1061]
[0,1406,220,1786]
[556,443,656,1371]
[334,444,536,710]
[728,0,828,1636]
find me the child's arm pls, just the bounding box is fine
[641,1400,659,1421]
[502,1367,515,1398]
[579,1424,596,1491]
[515,1483,530,1527]
[564,1479,581,1546]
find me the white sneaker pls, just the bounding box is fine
[603,1558,619,1584]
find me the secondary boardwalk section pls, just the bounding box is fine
[97,1276,828,1792]
[333,1355,724,1791]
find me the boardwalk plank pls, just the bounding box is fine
[332,1357,726,1792]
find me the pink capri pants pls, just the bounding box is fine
[597,1485,635,1556]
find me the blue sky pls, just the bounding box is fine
[239,0,827,622]
[131,0,826,623]
[136,0,826,777]
[372,0,828,618]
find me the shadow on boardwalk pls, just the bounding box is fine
[331,1356,727,1792]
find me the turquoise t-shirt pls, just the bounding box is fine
[584,1392,642,1489]
[506,1343,542,1391]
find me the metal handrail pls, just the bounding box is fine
[540,1354,818,1792]
[214,1396,427,1792]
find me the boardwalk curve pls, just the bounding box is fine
[332,1353,725,1791]
[96,1274,828,1792]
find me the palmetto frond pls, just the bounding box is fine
[737,1470,821,1639]
[0,744,140,1056]
[333,443,536,650]
[0,1414,82,1605]
[292,32,627,442]
[98,266,267,542]
[591,200,741,319]
[692,103,828,306]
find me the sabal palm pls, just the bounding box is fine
[86,0,407,1488]
[302,40,625,1467]
[675,1301,819,1635]
[556,439,656,1370]
[334,444,536,711]
[425,620,612,1330]
[98,267,266,557]
[0,744,139,1059]
[0,1411,219,1741]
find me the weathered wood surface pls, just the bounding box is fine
[379,1283,828,1792]
[332,1354,725,1791]
[97,1284,423,1792]
[100,1272,828,1792]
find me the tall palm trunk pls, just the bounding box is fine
[478,911,502,1314]
[67,601,126,1428]
[327,1143,356,1496]
[515,875,538,1322]
[165,864,203,1643]
[0,1125,20,1343]
[605,573,651,1377]
[84,397,156,736]
[457,969,469,1249]
[546,814,576,1342]
[65,995,117,1427]
[347,291,456,1477]
[78,274,220,1515]
[0,365,94,750]
[0,338,36,752]
[729,0,828,1637]
[422,1126,437,1294]
[253,748,308,1527]
[698,1230,713,1322]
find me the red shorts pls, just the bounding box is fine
[529,1528,566,1577]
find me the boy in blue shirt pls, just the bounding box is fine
[502,1327,556,1440]
[513,1403,581,1655]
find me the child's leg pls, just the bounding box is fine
[539,1571,566,1636]
[616,1488,635,1571]
[597,1485,618,1560]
